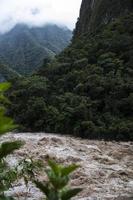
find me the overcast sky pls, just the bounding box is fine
[0,0,82,33]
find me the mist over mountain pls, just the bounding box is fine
[0,0,82,34]
[0,24,72,75]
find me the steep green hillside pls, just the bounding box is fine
[8,1,133,140]
[0,63,21,82]
[0,24,72,75]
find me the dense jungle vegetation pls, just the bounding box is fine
[7,14,133,141]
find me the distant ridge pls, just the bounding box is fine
[0,24,72,75]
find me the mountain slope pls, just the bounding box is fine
[0,63,21,82]
[0,24,72,74]
[8,0,133,140]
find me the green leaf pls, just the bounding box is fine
[34,180,49,196]
[61,165,79,176]
[0,140,24,160]
[61,188,82,200]
[48,160,60,175]
[48,191,59,200]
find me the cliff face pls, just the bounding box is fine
[74,0,133,37]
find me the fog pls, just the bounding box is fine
[0,0,82,33]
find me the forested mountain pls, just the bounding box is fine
[8,0,133,140]
[0,24,72,75]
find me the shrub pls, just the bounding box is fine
[34,160,82,200]
[0,82,24,199]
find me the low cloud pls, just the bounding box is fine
[0,0,82,33]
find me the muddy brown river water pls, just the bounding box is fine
[1,132,133,200]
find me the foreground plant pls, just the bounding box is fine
[0,82,24,200]
[34,160,82,200]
